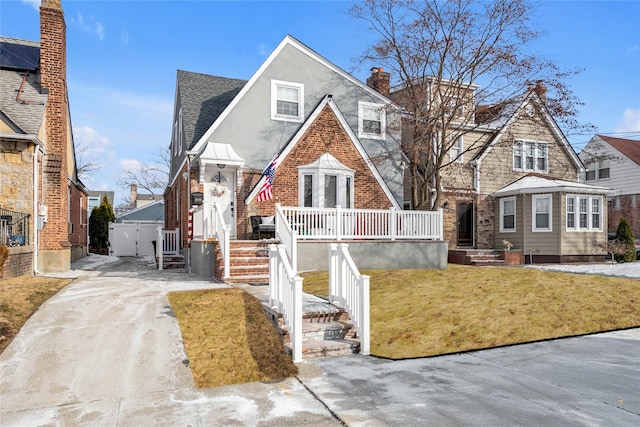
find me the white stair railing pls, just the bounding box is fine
[156,227,180,270]
[275,203,297,273]
[210,203,230,279]
[269,244,303,363]
[329,243,370,355]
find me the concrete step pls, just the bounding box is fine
[285,338,360,358]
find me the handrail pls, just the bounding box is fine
[280,206,443,241]
[269,244,303,363]
[275,203,297,273]
[329,243,370,355]
[156,227,180,270]
[211,203,230,279]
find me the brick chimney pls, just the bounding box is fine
[534,80,547,103]
[39,0,70,254]
[366,67,391,97]
[130,184,138,206]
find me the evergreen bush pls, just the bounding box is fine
[614,217,636,263]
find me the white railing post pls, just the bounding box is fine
[292,275,303,363]
[156,225,163,270]
[269,244,278,308]
[329,243,338,302]
[335,205,342,241]
[360,274,370,355]
[438,208,444,241]
[389,207,397,241]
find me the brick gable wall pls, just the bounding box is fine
[244,104,393,223]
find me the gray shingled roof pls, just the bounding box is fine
[176,70,246,150]
[0,39,47,136]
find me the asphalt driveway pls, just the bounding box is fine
[1,255,639,426]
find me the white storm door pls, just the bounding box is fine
[206,170,236,238]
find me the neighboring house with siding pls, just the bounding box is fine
[383,78,609,262]
[579,135,640,237]
[0,0,88,277]
[165,35,403,253]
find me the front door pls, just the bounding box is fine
[457,202,474,247]
[205,169,236,238]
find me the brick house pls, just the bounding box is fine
[165,35,404,254]
[384,76,610,263]
[579,135,640,237]
[0,0,88,277]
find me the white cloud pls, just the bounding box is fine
[70,11,105,41]
[118,158,143,173]
[615,108,640,134]
[74,125,114,160]
[21,0,39,10]
[121,29,130,45]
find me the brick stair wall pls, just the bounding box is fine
[217,240,272,284]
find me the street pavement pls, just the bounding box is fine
[1,255,638,426]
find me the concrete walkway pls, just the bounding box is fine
[1,255,639,426]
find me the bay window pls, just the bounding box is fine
[500,197,516,232]
[532,194,552,231]
[566,195,602,231]
[299,153,354,208]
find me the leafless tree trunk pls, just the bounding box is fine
[350,0,591,209]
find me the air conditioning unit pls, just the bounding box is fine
[39,205,48,216]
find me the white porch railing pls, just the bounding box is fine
[269,244,303,363]
[329,243,370,356]
[275,203,297,273]
[190,203,230,278]
[156,227,180,270]
[280,206,443,241]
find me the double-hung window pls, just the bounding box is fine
[271,80,304,122]
[585,159,610,181]
[532,194,552,232]
[513,141,548,172]
[500,197,516,232]
[358,101,386,139]
[449,135,463,163]
[566,195,602,231]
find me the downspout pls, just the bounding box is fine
[33,143,45,274]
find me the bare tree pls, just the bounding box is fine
[350,0,591,210]
[117,145,170,200]
[74,137,103,179]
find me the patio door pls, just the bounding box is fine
[457,202,474,247]
[205,169,236,238]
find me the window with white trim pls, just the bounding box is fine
[500,197,516,232]
[298,154,354,208]
[532,194,552,231]
[585,159,610,181]
[271,80,304,122]
[358,101,386,139]
[449,135,463,163]
[513,141,548,172]
[566,195,602,231]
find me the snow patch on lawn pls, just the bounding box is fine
[526,261,640,280]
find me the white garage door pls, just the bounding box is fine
[109,223,162,257]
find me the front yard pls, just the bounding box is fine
[301,265,640,359]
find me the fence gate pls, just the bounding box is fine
[108,222,162,257]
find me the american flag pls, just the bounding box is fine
[256,153,279,202]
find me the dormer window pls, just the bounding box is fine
[271,80,304,122]
[358,101,386,140]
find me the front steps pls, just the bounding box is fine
[261,295,360,359]
[449,249,504,266]
[449,249,525,266]
[157,254,186,269]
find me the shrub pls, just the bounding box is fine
[89,196,115,255]
[0,245,8,277]
[614,217,636,263]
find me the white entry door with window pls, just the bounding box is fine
[205,169,236,238]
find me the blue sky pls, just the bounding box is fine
[2,0,639,205]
